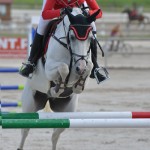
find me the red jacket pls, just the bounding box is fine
[42,0,102,20]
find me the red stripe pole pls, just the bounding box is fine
[132,112,150,118]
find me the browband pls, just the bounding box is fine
[70,25,92,40]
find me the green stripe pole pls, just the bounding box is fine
[2,119,70,128]
[2,113,39,119]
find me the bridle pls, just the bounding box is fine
[52,18,92,84]
[52,20,92,59]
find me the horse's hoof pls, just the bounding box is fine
[48,87,63,98]
[17,148,23,150]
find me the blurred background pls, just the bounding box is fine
[0,1,150,150]
[0,0,150,62]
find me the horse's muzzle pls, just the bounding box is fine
[75,59,87,76]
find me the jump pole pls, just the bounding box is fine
[2,119,150,128]
[0,68,19,73]
[1,102,22,107]
[0,85,24,90]
[2,112,150,119]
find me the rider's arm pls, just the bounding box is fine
[86,0,102,19]
[42,0,61,20]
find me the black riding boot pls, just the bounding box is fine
[90,38,109,84]
[20,32,44,78]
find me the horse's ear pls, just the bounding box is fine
[65,7,74,24]
[87,9,101,23]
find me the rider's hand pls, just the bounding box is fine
[60,7,72,16]
[60,8,66,16]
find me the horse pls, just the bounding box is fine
[17,8,100,150]
[122,8,149,28]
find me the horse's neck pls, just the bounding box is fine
[46,16,70,63]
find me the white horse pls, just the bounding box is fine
[18,8,100,150]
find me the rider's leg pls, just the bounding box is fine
[20,32,44,77]
[20,0,50,78]
[90,22,109,83]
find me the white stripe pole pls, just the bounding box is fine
[39,112,132,119]
[70,119,150,128]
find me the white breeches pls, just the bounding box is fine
[37,0,51,35]
[37,1,97,36]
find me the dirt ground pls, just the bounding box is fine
[1,46,150,150]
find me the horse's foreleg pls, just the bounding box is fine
[46,63,69,97]
[52,128,65,150]
[51,63,69,95]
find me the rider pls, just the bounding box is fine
[20,0,109,83]
[131,3,143,17]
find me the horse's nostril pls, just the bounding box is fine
[76,67,80,72]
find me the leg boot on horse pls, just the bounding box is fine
[90,38,109,84]
[20,32,44,78]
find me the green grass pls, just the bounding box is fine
[0,33,26,38]
[98,0,150,12]
[13,0,42,9]
[13,0,150,11]
[97,0,150,7]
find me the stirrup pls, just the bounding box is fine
[94,67,110,84]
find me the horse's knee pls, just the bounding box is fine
[58,63,69,80]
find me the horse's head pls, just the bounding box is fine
[64,8,100,76]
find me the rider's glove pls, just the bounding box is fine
[60,7,72,16]
[60,8,66,16]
